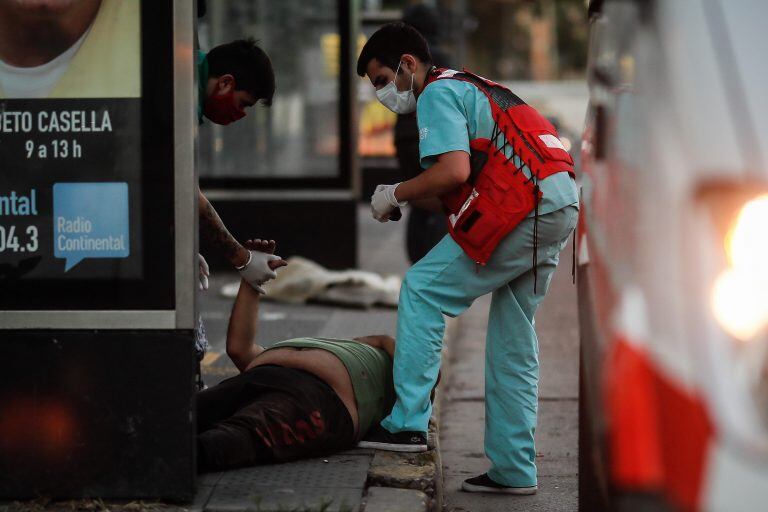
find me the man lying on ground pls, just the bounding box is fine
[197,239,401,471]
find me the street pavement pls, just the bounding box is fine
[441,239,579,512]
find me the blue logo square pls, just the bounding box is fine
[53,182,130,272]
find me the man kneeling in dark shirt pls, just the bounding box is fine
[197,240,401,471]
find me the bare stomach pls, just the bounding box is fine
[244,348,359,438]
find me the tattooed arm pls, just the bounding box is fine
[198,188,249,268]
[226,240,286,372]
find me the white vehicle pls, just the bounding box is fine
[578,1,768,510]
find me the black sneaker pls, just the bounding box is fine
[356,426,428,452]
[461,473,537,495]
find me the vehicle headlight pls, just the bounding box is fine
[712,194,768,341]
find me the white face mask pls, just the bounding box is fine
[376,61,416,114]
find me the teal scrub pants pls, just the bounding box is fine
[381,205,578,487]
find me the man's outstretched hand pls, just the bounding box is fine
[239,239,288,294]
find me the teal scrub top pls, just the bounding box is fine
[416,78,579,216]
[197,50,208,125]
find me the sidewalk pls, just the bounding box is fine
[192,207,443,512]
[440,239,579,511]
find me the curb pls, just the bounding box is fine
[361,317,458,512]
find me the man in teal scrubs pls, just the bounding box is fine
[356,23,578,494]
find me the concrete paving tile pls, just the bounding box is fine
[441,391,578,478]
[537,401,578,464]
[211,454,371,491]
[205,455,371,512]
[538,341,579,399]
[362,487,429,512]
[206,487,362,512]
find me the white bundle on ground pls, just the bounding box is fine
[220,256,401,309]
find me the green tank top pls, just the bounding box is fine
[264,337,395,440]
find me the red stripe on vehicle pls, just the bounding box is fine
[604,338,665,489]
[604,338,715,511]
[655,361,714,511]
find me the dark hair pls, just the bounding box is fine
[356,22,432,77]
[207,38,275,106]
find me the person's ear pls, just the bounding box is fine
[399,54,418,74]
[216,74,236,95]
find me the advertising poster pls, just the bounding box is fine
[0,0,145,285]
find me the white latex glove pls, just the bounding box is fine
[198,253,210,291]
[371,183,406,223]
[237,249,282,294]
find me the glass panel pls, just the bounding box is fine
[198,0,340,179]
[358,26,397,158]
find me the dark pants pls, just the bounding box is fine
[196,365,355,471]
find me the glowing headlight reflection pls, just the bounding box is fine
[728,195,768,269]
[713,194,768,341]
